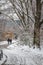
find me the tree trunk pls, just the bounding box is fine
[33,22,40,48]
[33,0,41,48]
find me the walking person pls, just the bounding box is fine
[7,38,12,45]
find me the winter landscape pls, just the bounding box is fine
[0,0,43,65]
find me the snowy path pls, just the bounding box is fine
[0,40,43,65]
[0,44,8,49]
[0,54,7,65]
[3,44,43,65]
[1,54,7,65]
[0,41,9,65]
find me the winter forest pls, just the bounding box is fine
[0,0,43,65]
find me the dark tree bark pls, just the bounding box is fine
[33,22,40,48]
[33,0,41,48]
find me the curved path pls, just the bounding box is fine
[0,44,9,65]
[0,44,8,49]
[1,54,8,65]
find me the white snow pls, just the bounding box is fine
[0,40,43,65]
[0,54,6,65]
[0,41,8,45]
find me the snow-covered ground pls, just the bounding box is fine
[0,40,43,65]
[0,54,7,65]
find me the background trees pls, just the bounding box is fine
[9,0,43,48]
[0,0,43,48]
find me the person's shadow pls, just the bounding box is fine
[0,50,3,60]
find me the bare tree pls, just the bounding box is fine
[2,0,42,47]
[30,0,43,48]
[9,0,34,30]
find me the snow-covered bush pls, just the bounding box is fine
[19,32,33,47]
